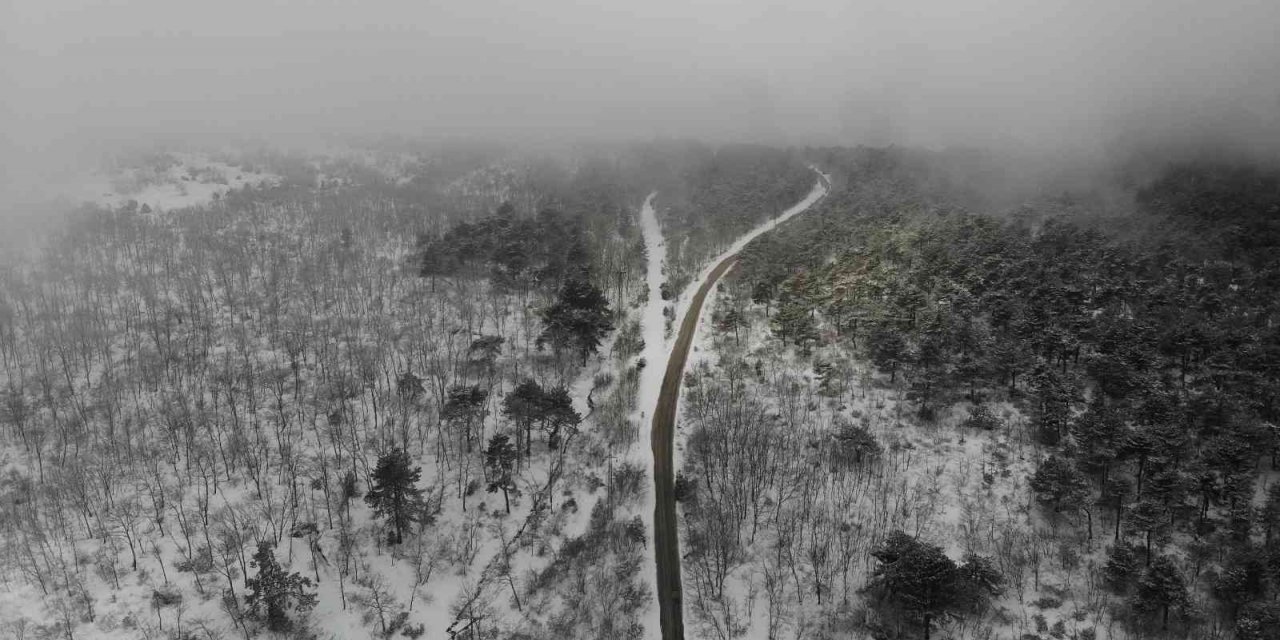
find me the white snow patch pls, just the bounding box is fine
[71,153,280,211]
[632,192,668,640]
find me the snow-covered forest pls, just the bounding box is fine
[0,142,820,639]
[7,0,1280,637]
[2,139,1280,640]
[674,147,1280,640]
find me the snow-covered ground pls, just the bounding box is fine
[73,152,280,211]
[633,192,669,640]
[0,160,653,639]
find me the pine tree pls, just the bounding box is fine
[1103,477,1132,541]
[1104,541,1142,593]
[366,448,425,544]
[1071,397,1126,486]
[539,385,581,450]
[1030,456,1091,514]
[503,379,545,458]
[441,385,489,454]
[1030,364,1074,445]
[832,421,882,469]
[962,403,1003,431]
[1134,555,1189,629]
[867,326,910,382]
[956,553,1005,609]
[865,531,1002,640]
[1213,548,1267,613]
[1127,499,1170,565]
[771,300,818,352]
[484,434,518,513]
[867,531,958,640]
[245,542,317,632]
[538,278,614,364]
[716,306,746,342]
[1235,601,1280,640]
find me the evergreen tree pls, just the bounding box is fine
[962,403,1003,431]
[771,300,818,352]
[956,552,1005,610]
[1144,467,1193,516]
[1071,397,1126,486]
[1103,477,1132,541]
[751,278,778,316]
[1236,601,1280,640]
[867,326,910,382]
[832,421,882,469]
[1213,548,1267,615]
[716,306,746,342]
[1134,555,1190,629]
[865,530,1002,640]
[503,379,546,458]
[539,385,581,449]
[484,433,518,513]
[366,448,425,544]
[441,385,489,454]
[867,530,958,640]
[1104,541,1143,593]
[1127,499,1171,565]
[1030,364,1074,445]
[245,542,317,632]
[1030,456,1091,514]
[538,278,615,364]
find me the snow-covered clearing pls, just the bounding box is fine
[76,153,281,211]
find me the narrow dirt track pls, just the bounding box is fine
[650,253,740,640]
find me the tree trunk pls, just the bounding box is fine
[1114,502,1122,542]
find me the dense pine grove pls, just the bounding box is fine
[715,147,1280,637]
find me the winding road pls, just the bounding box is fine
[649,170,830,640]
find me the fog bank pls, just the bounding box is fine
[3,0,1279,201]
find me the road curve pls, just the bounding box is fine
[651,171,829,640]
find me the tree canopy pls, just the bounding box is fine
[365,448,426,544]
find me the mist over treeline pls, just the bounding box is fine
[3,0,1280,218]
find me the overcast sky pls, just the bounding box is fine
[3,0,1279,180]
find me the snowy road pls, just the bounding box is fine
[643,170,830,640]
